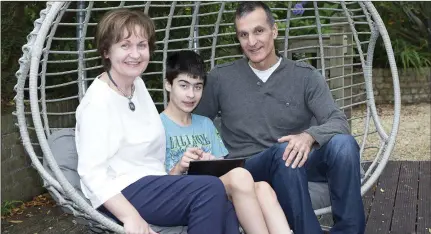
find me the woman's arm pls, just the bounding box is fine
[76,102,121,206]
[104,193,142,222]
[77,102,157,234]
[104,194,157,234]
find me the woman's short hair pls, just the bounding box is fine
[95,9,156,71]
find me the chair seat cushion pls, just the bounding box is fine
[44,128,331,232]
[44,128,84,197]
[45,129,189,233]
[308,182,331,210]
[150,226,188,234]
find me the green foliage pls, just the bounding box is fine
[274,2,340,36]
[1,200,23,216]
[393,39,431,73]
[373,2,430,72]
[1,2,46,110]
[2,1,429,110]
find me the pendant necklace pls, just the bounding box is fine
[107,71,136,111]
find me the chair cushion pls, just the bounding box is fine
[214,117,332,210]
[42,128,332,230]
[308,182,331,210]
[150,226,188,234]
[44,129,189,234]
[44,128,82,194]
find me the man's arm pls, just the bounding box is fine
[194,68,221,120]
[303,70,350,147]
[279,69,350,168]
[206,118,228,158]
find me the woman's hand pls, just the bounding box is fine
[123,214,158,234]
[103,194,159,234]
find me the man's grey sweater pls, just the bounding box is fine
[194,57,350,158]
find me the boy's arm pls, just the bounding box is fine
[169,163,184,175]
[168,148,202,175]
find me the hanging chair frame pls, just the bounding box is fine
[14,1,401,233]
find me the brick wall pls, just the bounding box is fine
[1,113,46,202]
[372,67,431,104]
[1,99,77,202]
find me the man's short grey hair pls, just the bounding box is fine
[235,1,275,28]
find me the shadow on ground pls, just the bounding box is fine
[1,201,90,234]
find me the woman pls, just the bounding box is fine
[75,9,240,234]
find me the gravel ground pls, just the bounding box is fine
[351,103,430,161]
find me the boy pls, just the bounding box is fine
[160,50,292,234]
[160,52,226,174]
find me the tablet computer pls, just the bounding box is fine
[188,158,246,177]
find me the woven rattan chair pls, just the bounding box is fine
[14,1,401,233]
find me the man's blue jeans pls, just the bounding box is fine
[243,134,365,234]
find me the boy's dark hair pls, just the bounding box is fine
[235,2,275,28]
[165,50,206,85]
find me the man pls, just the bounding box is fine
[194,2,365,234]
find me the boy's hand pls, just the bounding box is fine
[200,152,217,160]
[176,147,203,173]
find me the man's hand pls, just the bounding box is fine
[123,214,158,234]
[278,132,315,168]
[174,147,203,173]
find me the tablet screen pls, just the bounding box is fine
[188,158,246,177]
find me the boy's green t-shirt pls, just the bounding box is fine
[160,113,228,172]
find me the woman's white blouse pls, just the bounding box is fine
[75,77,167,208]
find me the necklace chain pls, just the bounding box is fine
[117,83,135,100]
[106,71,136,111]
[107,71,134,100]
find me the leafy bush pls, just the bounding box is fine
[373,2,430,72]
[1,2,46,110]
